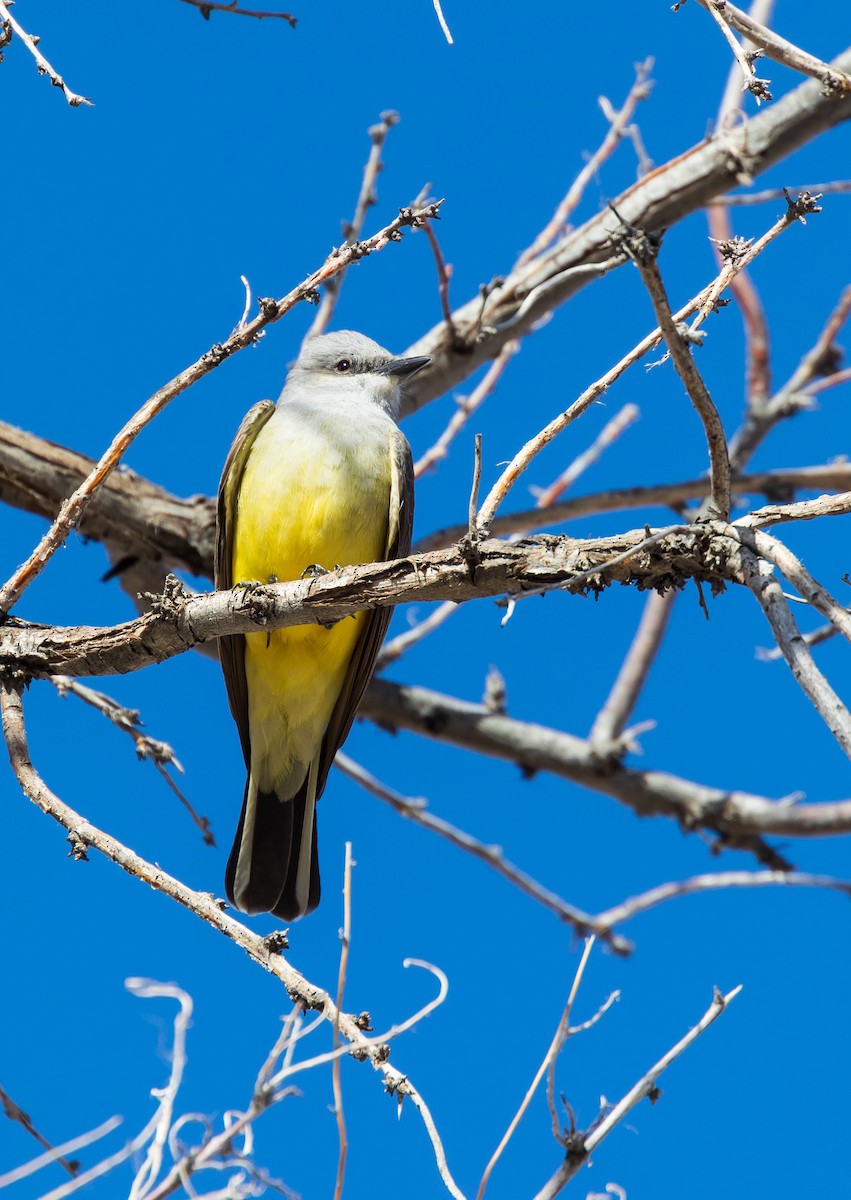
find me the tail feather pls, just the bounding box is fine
[272,791,320,920]
[226,773,321,919]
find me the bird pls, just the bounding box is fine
[215,330,429,920]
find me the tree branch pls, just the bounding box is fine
[361,678,851,846]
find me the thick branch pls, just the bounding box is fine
[0,421,215,578]
[0,526,751,678]
[360,679,851,844]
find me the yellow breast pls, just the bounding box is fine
[232,400,391,793]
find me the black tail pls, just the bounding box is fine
[225,777,321,919]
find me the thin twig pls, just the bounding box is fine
[477,940,597,1200]
[332,845,353,1200]
[49,675,215,845]
[0,201,441,617]
[627,241,732,519]
[721,180,851,204]
[468,434,483,535]
[0,1115,121,1189]
[757,619,837,661]
[0,0,92,106]
[432,0,454,44]
[515,60,655,270]
[589,590,676,750]
[532,404,640,509]
[803,365,851,396]
[422,219,459,345]
[728,283,851,471]
[128,981,193,1200]
[303,111,400,343]
[592,869,851,933]
[336,753,632,954]
[177,0,296,23]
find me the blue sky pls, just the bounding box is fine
[2,2,851,1198]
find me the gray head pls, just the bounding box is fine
[283,331,430,417]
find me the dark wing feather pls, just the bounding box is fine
[215,400,276,769]
[313,426,415,800]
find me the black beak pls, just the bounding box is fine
[377,355,431,379]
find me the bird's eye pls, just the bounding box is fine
[334,358,352,373]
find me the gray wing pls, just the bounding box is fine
[313,426,414,796]
[215,400,276,770]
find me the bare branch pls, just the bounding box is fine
[592,869,851,934]
[7,516,851,686]
[361,677,851,845]
[626,237,731,519]
[0,1115,121,1190]
[432,0,454,45]
[332,845,353,1200]
[0,0,92,105]
[303,111,400,343]
[532,403,640,509]
[336,753,632,954]
[720,180,851,204]
[177,0,297,22]
[49,675,215,845]
[589,589,676,750]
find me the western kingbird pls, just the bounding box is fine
[216,331,429,920]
